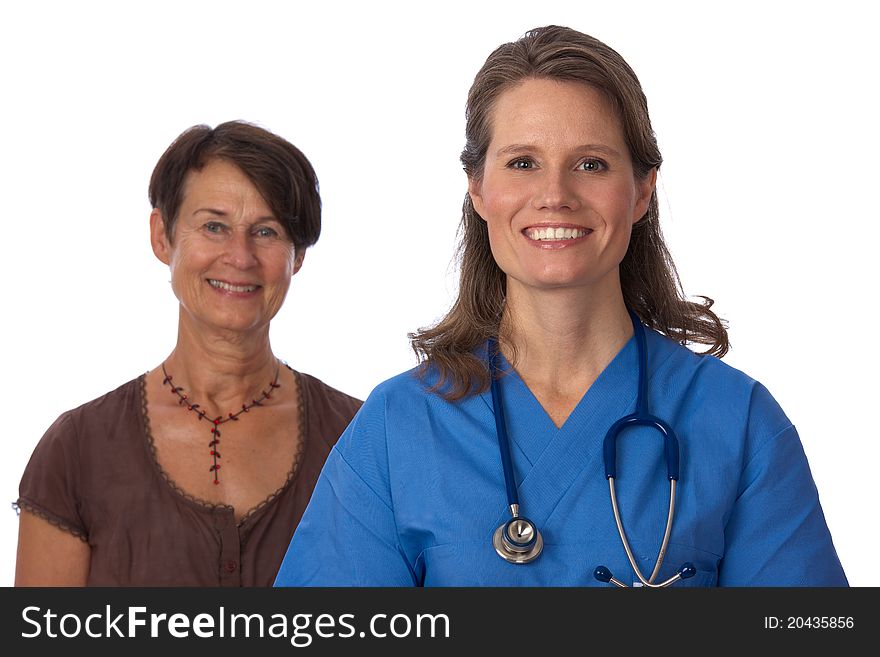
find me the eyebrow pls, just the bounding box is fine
[193,208,281,223]
[495,143,622,158]
[193,208,228,217]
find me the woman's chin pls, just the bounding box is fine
[184,310,270,337]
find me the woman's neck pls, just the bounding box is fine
[160,314,279,411]
[500,282,632,425]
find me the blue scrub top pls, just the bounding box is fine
[275,330,847,586]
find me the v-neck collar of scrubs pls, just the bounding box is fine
[478,332,661,531]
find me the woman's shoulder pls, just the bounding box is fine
[327,366,441,433]
[295,370,364,449]
[21,376,145,478]
[18,376,145,524]
[649,328,754,385]
[297,370,363,412]
[358,364,455,411]
[49,375,144,435]
[647,329,791,434]
[370,365,429,396]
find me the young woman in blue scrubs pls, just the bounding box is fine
[274,26,847,587]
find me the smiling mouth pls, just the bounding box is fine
[523,226,592,241]
[208,279,260,293]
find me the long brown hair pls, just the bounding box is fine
[410,26,728,400]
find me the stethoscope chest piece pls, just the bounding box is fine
[493,515,544,564]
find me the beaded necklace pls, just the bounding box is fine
[161,362,281,484]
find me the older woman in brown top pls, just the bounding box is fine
[14,121,362,586]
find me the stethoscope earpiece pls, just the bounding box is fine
[593,561,698,588]
[679,563,696,579]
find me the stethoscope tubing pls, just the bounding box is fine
[489,309,694,585]
[489,337,543,562]
[489,338,519,510]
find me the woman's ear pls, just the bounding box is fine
[150,208,171,265]
[292,248,306,276]
[632,168,658,223]
[468,177,487,220]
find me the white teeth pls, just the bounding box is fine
[208,279,258,293]
[525,227,589,241]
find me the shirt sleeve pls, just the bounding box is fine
[274,386,417,586]
[718,385,847,586]
[16,412,88,542]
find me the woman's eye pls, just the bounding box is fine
[255,227,278,238]
[203,221,224,233]
[579,159,605,172]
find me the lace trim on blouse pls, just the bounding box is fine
[139,364,307,528]
[12,499,89,543]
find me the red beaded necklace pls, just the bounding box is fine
[161,362,281,485]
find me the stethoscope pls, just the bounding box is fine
[490,309,696,587]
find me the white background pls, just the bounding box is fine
[1,0,876,586]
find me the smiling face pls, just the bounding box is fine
[469,77,656,300]
[150,158,303,337]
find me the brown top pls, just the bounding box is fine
[16,370,361,586]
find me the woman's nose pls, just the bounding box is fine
[223,230,258,268]
[533,169,581,212]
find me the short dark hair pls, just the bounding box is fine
[148,120,321,251]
